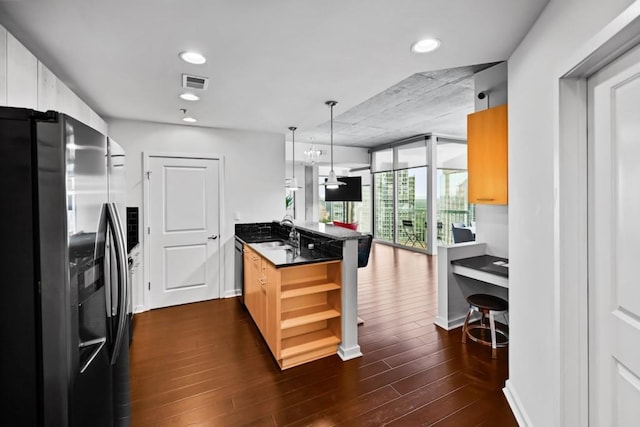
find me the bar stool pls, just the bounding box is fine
[461,294,509,358]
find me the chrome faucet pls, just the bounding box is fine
[280,214,300,252]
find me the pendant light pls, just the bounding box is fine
[286,126,301,191]
[323,100,345,189]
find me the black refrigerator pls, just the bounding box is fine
[0,107,131,426]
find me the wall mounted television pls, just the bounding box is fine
[325,176,362,202]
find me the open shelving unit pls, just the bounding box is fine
[243,245,342,370]
[276,260,342,369]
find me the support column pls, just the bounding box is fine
[337,238,362,360]
[304,164,318,222]
[426,136,438,254]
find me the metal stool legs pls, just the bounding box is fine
[461,295,509,359]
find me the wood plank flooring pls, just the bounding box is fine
[130,243,516,426]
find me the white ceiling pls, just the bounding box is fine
[0,0,548,147]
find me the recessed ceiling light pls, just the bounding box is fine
[182,117,197,123]
[179,51,206,65]
[179,92,200,101]
[411,38,441,53]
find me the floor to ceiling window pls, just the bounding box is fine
[437,169,475,244]
[436,140,474,244]
[373,171,394,241]
[371,136,471,252]
[396,167,427,247]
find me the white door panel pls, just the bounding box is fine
[148,156,220,309]
[164,245,207,289]
[616,363,640,423]
[164,166,207,232]
[588,42,640,426]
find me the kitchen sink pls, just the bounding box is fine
[253,240,292,250]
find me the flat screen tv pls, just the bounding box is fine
[325,176,362,202]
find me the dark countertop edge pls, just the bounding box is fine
[290,221,363,241]
[236,235,342,268]
[249,244,342,269]
[271,255,342,269]
[451,255,509,278]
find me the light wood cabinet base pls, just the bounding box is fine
[244,246,342,370]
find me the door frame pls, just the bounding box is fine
[551,3,640,426]
[141,151,225,312]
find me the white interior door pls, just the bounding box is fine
[588,43,640,426]
[148,156,220,309]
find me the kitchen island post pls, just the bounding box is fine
[337,236,362,360]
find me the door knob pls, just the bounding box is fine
[208,235,218,240]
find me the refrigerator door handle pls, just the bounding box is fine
[79,337,107,374]
[97,204,114,335]
[107,202,128,365]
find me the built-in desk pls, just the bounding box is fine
[435,243,509,330]
[451,255,509,288]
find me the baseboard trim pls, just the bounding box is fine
[133,304,147,314]
[224,289,241,298]
[503,380,533,427]
[434,314,467,331]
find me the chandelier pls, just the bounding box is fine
[304,137,322,164]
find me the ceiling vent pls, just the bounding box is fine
[182,74,209,90]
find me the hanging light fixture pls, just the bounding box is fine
[304,137,322,164]
[323,100,345,189]
[286,126,302,191]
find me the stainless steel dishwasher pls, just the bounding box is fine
[234,237,245,306]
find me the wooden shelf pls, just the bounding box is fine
[280,329,341,359]
[281,304,340,330]
[281,281,340,299]
[281,274,332,287]
[243,246,342,369]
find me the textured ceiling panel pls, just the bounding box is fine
[297,63,496,148]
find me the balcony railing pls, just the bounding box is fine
[397,208,474,246]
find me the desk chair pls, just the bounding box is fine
[452,226,475,243]
[401,220,421,247]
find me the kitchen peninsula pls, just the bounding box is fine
[235,221,363,369]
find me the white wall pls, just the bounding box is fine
[108,119,285,301]
[507,0,634,425]
[473,62,509,257]
[0,24,107,134]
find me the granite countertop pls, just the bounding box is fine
[235,233,341,268]
[290,221,363,241]
[247,242,341,268]
[451,255,509,278]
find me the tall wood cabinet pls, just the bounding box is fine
[243,245,342,369]
[467,104,508,205]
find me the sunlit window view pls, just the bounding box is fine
[371,137,472,250]
[373,171,394,241]
[438,169,475,244]
[396,167,427,247]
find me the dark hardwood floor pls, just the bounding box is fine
[130,243,516,426]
